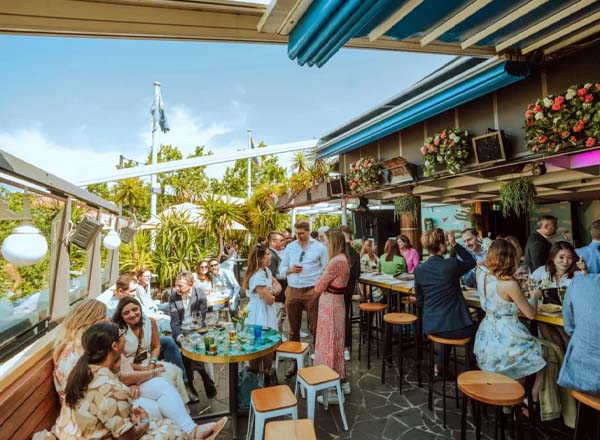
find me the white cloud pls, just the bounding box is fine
[0,127,122,184]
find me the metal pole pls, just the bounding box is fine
[291,208,296,229]
[246,129,252,199]
[341,197,348,225]
[150,81,160,250]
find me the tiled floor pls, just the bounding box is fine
[188,318,572,439]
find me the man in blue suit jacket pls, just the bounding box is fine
[169,271,215,400]
[415,229,477,374]
[576,220,600,274]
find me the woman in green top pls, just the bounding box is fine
[378,238,407,276]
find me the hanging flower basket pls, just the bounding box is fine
[347,156,380,195]
[421,128,470,177]
[524,82,600,154]
[499,177,537,218]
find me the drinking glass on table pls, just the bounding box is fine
[205,311,216,329]
[192,311,201,329]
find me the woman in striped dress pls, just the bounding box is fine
[314,228,350,399]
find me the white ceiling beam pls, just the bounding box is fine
[420,0,493,47]
[522,10,600,54]
[544,20,600,54]
[77,139,317,186]
[460,0,547,49]
[367,0,424,42]
[496,0,595,52]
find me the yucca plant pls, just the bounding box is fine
[199,194,245,259]
[119,230,154,273]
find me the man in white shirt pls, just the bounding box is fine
[209,258,240,317]
[96,273,138,318]
[280,220,328,347]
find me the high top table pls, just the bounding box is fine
[180,326,281,439]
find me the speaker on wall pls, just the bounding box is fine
[70,217,104,249]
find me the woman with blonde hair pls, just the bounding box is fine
[314,228,351,400]
[360,239,378,272]
[53,299,225,439]
[242,243,282,385]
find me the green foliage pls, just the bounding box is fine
[312,214,342,229]
[86,183,111,200]
[119,230,154,273]
[242,183,289,239]
[393,195,419,221]
[499,177,537,218]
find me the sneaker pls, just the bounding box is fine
[317,391,343,406]
[300,330,309,338]
[310,353,315,361]
[342,382,351,395]
[344,349,351,361]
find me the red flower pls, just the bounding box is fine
[570,136,577,142]
[551,103,562,111]
[355,165,360,170]
[586,137,596,147]
[555,96,565,105]
[585,94,594,103]
[350,182,357,189]
[533,105,542,113]
[525,111,533,119]
[440,132,447,139]
[561,131,569,139]
[577,88,587,96]
[538,135,548,143]
[527,120,534,126]
[596,83,600,90]
[532,145,539,152]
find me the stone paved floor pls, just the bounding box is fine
[188,314,572,439]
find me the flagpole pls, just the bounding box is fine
[246,129,252,199]
[150,81,160,250]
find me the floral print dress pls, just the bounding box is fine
[474,270,546,379]
[53,365,184,439]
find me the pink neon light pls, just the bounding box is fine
[570,150,600,168]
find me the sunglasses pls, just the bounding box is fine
[127,288,137,293]
[199,265,208,269]
[116,327,127,340]
[299,250,305,263]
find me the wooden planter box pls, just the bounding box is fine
[310,182,331,202]
[294,189,311,204]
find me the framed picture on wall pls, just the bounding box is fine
[472,131,506,165]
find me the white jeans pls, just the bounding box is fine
[138,377,196,434]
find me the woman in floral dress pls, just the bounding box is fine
[474,239,546,380]
[54,321,226,439]
[314,228,350,397]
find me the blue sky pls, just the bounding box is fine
[0,36,452,182]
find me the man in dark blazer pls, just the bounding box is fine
[414,229,477,375]
[169,271,215,400]
[524,215,557,272]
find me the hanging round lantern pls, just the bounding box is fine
[1,224,48,266]
[103,229,121,250]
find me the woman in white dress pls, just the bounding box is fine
[241,243,282,384]
[113,296,189,403]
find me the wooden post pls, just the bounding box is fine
[399,196,422,256]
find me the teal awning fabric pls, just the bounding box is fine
[317,60,529,158]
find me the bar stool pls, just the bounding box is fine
[275,341,311,396]
[246,385,298,440]
[294,365,349,431]
[428,335,471,428]
[458,371,525,440]
[572,390,600,440]
[265,419,316,440]
[358,302,386,369]
[381,312,419,391]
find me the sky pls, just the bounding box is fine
[0,35,453,184]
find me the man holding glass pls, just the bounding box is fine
[280,221,328,376]
[169,271,216,400]
[209,258,241,317]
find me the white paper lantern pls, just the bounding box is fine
[103,229,121,250]
[1,224,48,266]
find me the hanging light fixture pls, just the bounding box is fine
[103,228,121,250]
[1,193,48,266]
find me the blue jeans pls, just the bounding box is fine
[159,336,188,383]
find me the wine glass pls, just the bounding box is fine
[216,307,230,329]
[192,311,201,330]
[205,311,216,329]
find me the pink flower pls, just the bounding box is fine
[532,145,539,152]
[527,103,535,111]
[586,137,596,147]
[585,94,594,103]
[596,83,600,90]
[527,120,534,126]
[427,145,435,153]
[449,141,456,147]
[538,135,548,143]
[570,135,577,142]
[355,165,360,171]
[433,138,440,146]
[350,182,357,189]
[561,131,569,139]
[363,160,368,167]
[420,147,426,155]
[440,132,447,139]
[525,111,533,119]
[551,103,562,111]
[577,88,587,96]
[533,105,542,113]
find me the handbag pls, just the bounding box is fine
[132,326,148,364]
[238,366,264,409]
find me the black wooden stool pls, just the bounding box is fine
[358,302,386,370]
[381,312,420,391]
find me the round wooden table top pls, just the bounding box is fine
[428,334,471,346]
[207,295,229,307]
[181,327,280,364]
[571,390,600,411]
[359,302,387,312]
[384,312,417,325]
[458,371,525,406]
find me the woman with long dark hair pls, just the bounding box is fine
[113,297,188,402]
[55,322,227,439]
[241,243,282,385]
[397,234,419,273]
[378,238,407,276]
[531,241,588,288]
[314,228,351,400]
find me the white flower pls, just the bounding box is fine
[584,83,592,89]
[566,89,576,100]
[543,97,553,108]
[535,111,545,120]
[449,133,459,142]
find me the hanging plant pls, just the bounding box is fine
[347,156,380,195]
[393,194,419,221]
[499,177,537,218]
[524,82,600,154]
[421,128,470,177]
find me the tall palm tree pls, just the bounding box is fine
[113,177,147,217]
[199,194,244,259]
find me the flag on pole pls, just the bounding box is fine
[250,134,259,165]
[150,85,170,133]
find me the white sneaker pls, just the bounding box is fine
[310,353,315,361]
[344,349,351,361]
[317,390,343,406]
[300,330,309,338]
[342,382,351,395]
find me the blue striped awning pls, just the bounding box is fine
[316,58,529,158]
